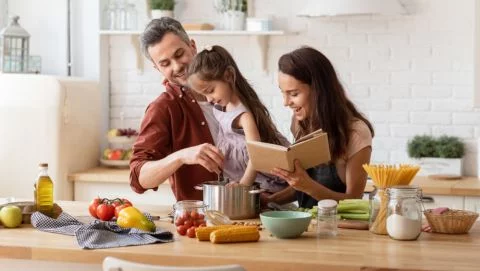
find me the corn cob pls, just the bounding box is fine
[210,226,260,244]
[195,225,236,241]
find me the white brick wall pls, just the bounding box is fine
[108,0,480,176]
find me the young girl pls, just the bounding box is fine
[269,46,375,208]
[187,45,288,193]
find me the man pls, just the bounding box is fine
[130,17,224,201]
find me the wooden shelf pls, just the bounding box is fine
[99,30,286,36]
[100,29,289,73]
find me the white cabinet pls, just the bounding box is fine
[74,182,176,206]
[422,195,465,210]
[464,196,480,212]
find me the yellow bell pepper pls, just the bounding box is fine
[116,206,156,232]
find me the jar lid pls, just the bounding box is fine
[205,210,233,225]
[318,199,337,210]
[38,163,48,168]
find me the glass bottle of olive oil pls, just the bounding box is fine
[36,163,54,217]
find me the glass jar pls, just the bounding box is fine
[115,0,127,30]
[103,3,116,30]
[369,186,388,235]
[125,3,137,30]
[386,186,422,241]
[173,200,207,229]
[317,199,337,237]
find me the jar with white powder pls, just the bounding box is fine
[386,186,423,241]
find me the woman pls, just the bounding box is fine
[269,46,374,208]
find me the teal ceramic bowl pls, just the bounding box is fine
[260,211,312,239]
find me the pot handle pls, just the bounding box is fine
[194,185,203,191]
[248,188,266,194]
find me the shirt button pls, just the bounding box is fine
[191,99,196,103]
[201,121,206,126]
[179,94,183,98]
[181,87,185,91]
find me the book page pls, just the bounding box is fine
[293,129,324,145]
[289,132,331,169]
[246,141,291,173]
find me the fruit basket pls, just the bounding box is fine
[424,209,478,234]
[101,128,138,168]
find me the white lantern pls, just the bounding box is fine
[0,16,30,73]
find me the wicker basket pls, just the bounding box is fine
[424,209,478,234]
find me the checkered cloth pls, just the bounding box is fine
[31,211,173,249]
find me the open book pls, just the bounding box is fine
[246,129,331,173]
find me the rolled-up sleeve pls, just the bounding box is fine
[130,99,172,193]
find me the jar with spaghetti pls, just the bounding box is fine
[386,185,422,241]
[363,164,421,235]
[369,186,388,235]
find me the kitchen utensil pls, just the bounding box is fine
[195,181,264,219]
[260,211,311,239]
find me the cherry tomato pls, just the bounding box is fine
[194,219,206,227]
[181,211,190,220]
[175,216,186,226]
[190,210,199,220]
[184,220,193,228]
[197,213,205,220]
[186,226,196,238]
[177,225,188,236]
[88,198,103,218]
[96,203,115,221]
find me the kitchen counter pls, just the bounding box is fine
[69,167,480,196]
[0,201,479,271]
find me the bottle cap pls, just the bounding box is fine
[38,163,48,168]
[318,199,337,210]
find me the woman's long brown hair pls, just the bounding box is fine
[278,46,374,161]
[188,45,283,145]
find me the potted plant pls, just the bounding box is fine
[217,0,246,30]
[149,0,175,19]
[407,135,465,176]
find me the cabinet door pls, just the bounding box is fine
[422,195,464,210]
[464,196,480,212]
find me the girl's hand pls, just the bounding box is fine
[271,160,314,193]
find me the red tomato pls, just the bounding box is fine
[177,225,188,236]
[175,216,185,226]
[184,220,193,228]
[186,226,196,238]
[194,219,206,227]
[114,204,129,218]
[190,210,199,220]
[181,210,190,220]
[88,198,102,218]
[121,198,132,206]
[197,213,205,220]
[96,203,115,221]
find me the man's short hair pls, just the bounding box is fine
[140,17,190,61]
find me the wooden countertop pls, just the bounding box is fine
[69,167,480,196]
[0,200,479,271]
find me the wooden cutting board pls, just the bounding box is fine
[337,220,369,230]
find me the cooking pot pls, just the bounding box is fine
[194,181,264,220]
